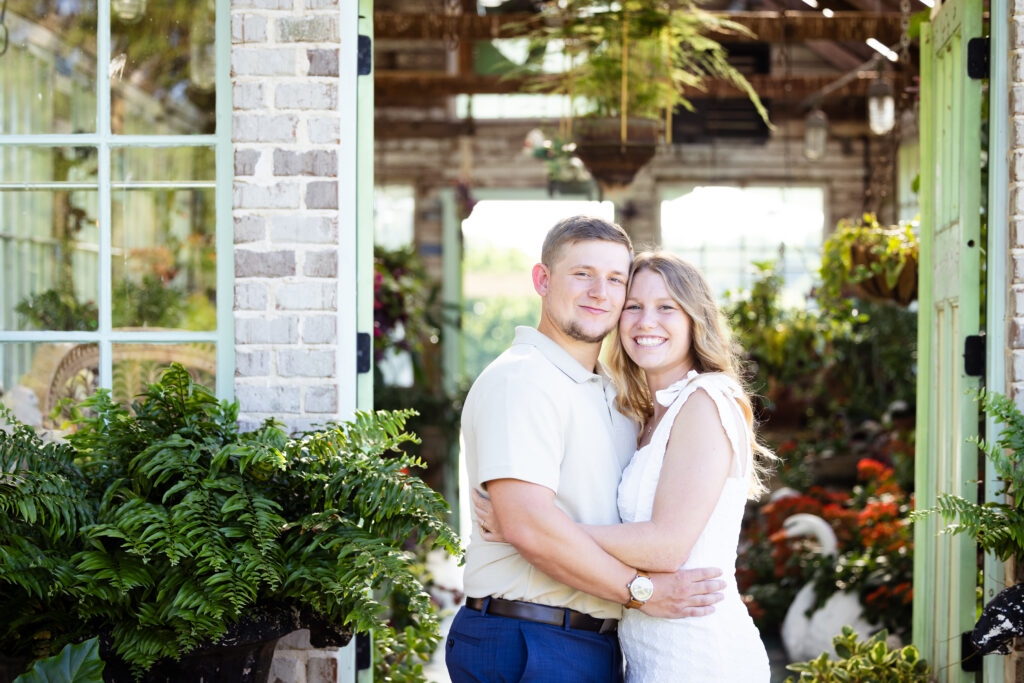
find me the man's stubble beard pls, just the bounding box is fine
[562,319,617,345]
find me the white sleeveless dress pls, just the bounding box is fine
[617,370,770,682]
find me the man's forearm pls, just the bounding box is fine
[492,483,635,605]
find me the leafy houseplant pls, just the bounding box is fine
[819,214,919,308]
[784,626,930,682]
[0,365,460,681]
[525,0,769,191]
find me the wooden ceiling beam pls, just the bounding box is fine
[375,71,889,102]
[372,10,904,44]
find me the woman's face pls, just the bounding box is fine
[618,269,694,378]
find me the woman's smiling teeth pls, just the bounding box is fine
[634,336,666,347]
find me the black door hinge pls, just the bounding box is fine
[967,37,989,79]
[357,34,372,76]
[964,334,985,377]
[357,332,372,374]
[961,630,982,671]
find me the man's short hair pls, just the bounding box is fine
[541,215,633,266]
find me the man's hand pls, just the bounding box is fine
[640,567,725,618]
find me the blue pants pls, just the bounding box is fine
[445,602,623,682]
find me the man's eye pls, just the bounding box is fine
[610,278,625,286]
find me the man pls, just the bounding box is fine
[445,216,725,682]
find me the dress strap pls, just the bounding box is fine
[649,372,752,479]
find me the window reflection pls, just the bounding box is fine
[1,1,98,135]
[111,0,217,135]
[112,186,216,330]
[1,147,100,333]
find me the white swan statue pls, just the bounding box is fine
[778,513,882,662]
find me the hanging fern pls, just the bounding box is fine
[0,364,461,678]
[911,389,1024,562]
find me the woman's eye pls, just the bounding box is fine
[624,304,640,310]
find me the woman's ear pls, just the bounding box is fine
[532,263,549,296]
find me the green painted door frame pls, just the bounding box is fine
[913,0,983,678]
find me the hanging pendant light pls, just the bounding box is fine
[803,108,828,161]
[111,0,147,23]
[867,77,895,135]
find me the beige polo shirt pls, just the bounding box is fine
[461,326,638,620]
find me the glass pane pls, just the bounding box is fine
[1,341,96,427]
[111,342,216,405]
[0,145,99,183]
[113,147,215,183]
[1,148,100,331]
[111,0,217,135]
[111,187,216,330]
[1,2,98,135]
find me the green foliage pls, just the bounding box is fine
[525,1,768,123]
[13,638,104,683]
[112,274,187,328]
[0,365,461,679]
[728,260,917,423]
[727,260,858,408]
[911,389,1024,562]
[462,296,541,383]
[784,626,929,682]
[15,288,99,332]
[373,245,446,379]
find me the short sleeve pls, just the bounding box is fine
[657,373,751,479]
[466,370,565,492]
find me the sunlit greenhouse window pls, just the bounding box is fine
[661,186,825,306]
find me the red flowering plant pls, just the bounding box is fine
[806,459,914,639]
[739,457,914,639]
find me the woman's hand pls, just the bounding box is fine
[472,488,507,543]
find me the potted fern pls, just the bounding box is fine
[0,364,460,682]
[526,0,769,192]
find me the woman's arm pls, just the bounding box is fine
[472,389,734,572]
[582,389,734,572]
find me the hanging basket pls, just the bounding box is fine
[846,243,918,306]
[572,117,662,193]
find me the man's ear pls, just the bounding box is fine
[532,263,549,296]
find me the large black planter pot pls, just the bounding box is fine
[100,602,352,683]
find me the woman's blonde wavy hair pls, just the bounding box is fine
[608,251,776,498]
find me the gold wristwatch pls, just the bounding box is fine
[625,569,654,609]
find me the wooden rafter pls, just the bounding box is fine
[375,70,892,102]
[373,10,905,45]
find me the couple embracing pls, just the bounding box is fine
[445,215,774,682]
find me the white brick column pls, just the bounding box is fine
[1012,0,1024,402]
[232,0,345,433]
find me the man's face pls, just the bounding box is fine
[535,240,632,344]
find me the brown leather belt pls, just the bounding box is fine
[465,597,618,634]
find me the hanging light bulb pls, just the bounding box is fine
[111,0,147,23]
[804,108,828,161]
[867,78,895,135]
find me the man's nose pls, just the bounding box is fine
[588,278,608,300]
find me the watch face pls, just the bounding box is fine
[630,576,654,602]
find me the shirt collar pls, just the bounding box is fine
[513,326,601,384]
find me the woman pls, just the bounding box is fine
[476,251,773,681]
